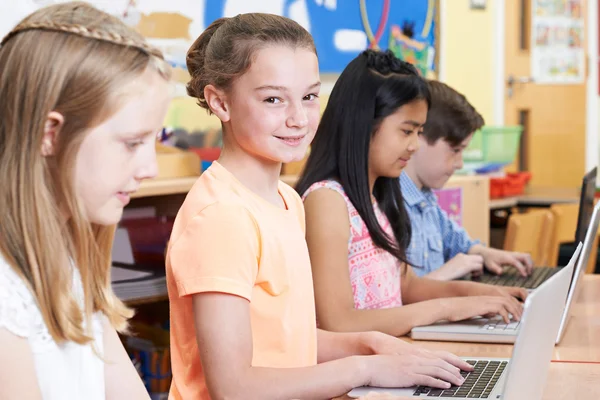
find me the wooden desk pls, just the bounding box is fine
[397,275,600,362]
[518,186,581,207]
[340,275,600,399]
[489,186,580,210]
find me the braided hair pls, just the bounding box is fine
[1,1,162,58]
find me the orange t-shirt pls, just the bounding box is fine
[166,161,318,399]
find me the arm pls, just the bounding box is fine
[305,189,450,335]
[403,265,488,302]
[103,319,150,400]
[424,253,484,281]
[317,329,473,373]
[0,329,42,400]
[317,329,374,363]
[402,268,528,322]
[194,293,463,399]
[304,189,525,335]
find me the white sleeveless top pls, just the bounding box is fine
[0,255,106,399]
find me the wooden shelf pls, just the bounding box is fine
[132,176,198,199]
[132,174,301,199]
[124,294,169,307]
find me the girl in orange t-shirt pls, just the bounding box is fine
[166,13,472,400]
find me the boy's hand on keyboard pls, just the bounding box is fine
[441,295,524,324]
[474,247,534,277]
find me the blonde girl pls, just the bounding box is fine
[0,2,171,399]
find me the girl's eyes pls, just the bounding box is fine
[402,128,424,135]
[264,94,319,104]
[125,140,144,150]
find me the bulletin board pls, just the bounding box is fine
[1,1,437,76]
[204,0,437,75]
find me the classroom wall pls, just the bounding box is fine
[440,0,495,125]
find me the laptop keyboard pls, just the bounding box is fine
[474,266,559,289]
[479,316,520,331]
[413,360,507,398]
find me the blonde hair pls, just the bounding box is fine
[0,2,170,344]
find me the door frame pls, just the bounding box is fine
[493,0,599,174]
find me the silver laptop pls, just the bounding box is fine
[348,243,580,400]
[555,200,600,343]
[410,206,593,343]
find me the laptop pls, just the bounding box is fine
[470,166,596,289]
[348,243,580,400]
[555,199,600,343]
[411,240,584,344]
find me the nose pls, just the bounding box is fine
[135,144,159,181]
[286,101,308,129]
[407,131,420,153]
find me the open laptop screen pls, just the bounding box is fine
[574,167,597,243]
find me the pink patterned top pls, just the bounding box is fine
[302,180,403,310]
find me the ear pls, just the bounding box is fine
[204,84,231,123]
[41,111,64,157]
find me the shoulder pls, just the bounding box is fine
[0,255,39,338]
[303,183,351,240]
[172,201,259,246]
[168,201,262,275]
[301,180,348,200]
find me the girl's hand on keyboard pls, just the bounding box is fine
[440,295,524,324]
[467,283,528,303]
[365,331,474,373]
[361,353,466,389]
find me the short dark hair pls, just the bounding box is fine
[421,80,484,147]
[296,50,430,267]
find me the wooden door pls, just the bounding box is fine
[504,0,587,188]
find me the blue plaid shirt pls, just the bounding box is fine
[400,172,479,277]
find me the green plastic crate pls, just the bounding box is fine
[463,125,523,164]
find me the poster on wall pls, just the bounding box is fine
[531,0,585,84]
[204,0,437,75]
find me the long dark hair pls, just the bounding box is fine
[296,49,430,267]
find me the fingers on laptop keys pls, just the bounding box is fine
[430,350,475,372]
[506,287,528,302]
[445,297,522,323]
[495,295,523,323]
[366,354,465,389]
